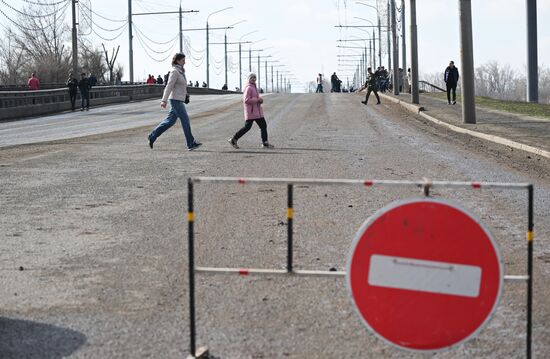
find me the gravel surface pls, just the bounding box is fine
[1,93,549,358]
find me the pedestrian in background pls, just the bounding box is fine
[228,73,274,149]
[148,53,201,151]
[28,72,40,90]
[359,67,381,106]
[444,60,459,105]
[88,73,97,87]
[315,73,323,93]
[78,72,90,111]
[156,75,164,85]
[66,73,78,111]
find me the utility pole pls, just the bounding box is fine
[128,0,133,83]
[410,0,419,104]
[224,33,228,86]
[459,0,476,124]
[391,0,399,95]
[387,0,391,71]
[401,0,406,74]
[71,0,78,76]
[179,3,183,52]
[526,0,538,103]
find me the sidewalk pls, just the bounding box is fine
[379,92,550,159]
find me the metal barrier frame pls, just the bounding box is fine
[186,177,534,358]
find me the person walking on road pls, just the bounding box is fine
[444,60,459,105]
[315,73,324,93]
[359,67,381,106]
[66,73,78,111]
[228,73,274,149]
[78,72,90,111]
[148,53,201,151]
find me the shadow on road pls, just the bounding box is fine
[0,317,86,359]
[197,146,349,155]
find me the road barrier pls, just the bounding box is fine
[186,177,534,358]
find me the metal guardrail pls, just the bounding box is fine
[419,80,446,93]
[0,85,241,121]
[0,85,163,109]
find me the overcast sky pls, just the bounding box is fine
[2,0,549,92]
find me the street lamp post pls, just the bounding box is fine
[130,6,199,84]
[222,20,246,88]
[238,30,258,91]
[206,7,232,87]
[353,17,376,68]
[410,0,419,104]
[356,1,383,70]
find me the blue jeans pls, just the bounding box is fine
[80,90,90,109]
[149,99,195,148]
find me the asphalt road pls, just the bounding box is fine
[1,93,549,358]
[0,94,243,148]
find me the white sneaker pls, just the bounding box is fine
[261,142,274,149]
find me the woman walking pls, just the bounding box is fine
[228,73,274,149]
[148,53,201,151]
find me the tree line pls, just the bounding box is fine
[0,2,121,87]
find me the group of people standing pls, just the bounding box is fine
[146,74,164,85]
[147,52,274,152]
[66,72,96,111]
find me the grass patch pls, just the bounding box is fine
[425,93,550,119]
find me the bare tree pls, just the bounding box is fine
[12,2,73,85]
[538,65,550,104]
[475,61,518,100]
[0,28,25,86]
[78,38,108,83]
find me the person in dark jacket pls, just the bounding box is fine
[444,60,460,105]
[78,73,90,111]
[88,73,97,87]
[359,67,381,106]
[66,73,78,111]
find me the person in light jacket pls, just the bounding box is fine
[228,73,274,149]
[148,53,201,151]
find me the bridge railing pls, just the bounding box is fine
[418,80,446,93]
[0,85,240,121]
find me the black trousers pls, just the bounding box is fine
[69,90,77,110]
[234,117,268,143]
[446,83,457,103]
[80,90,90,109]
[364,87,380,104]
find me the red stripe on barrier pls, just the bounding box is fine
[364,180,374,187]
[472,182,481,189]
[238,178,247,184]
[239,269,249,276]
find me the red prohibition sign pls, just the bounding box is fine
[346,198,503,352]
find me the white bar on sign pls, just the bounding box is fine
[368,254,482,298]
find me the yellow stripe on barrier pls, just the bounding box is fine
[527,231,534,242]
[287,208,294,219]
[188,212,194,222]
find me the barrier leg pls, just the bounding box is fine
[186,179,209,358]
[527,185,533,359]
[287,184,293,272]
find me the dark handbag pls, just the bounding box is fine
[184,94,190,104]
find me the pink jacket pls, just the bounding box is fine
[28,76,40,90]
[243,83,263,120]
